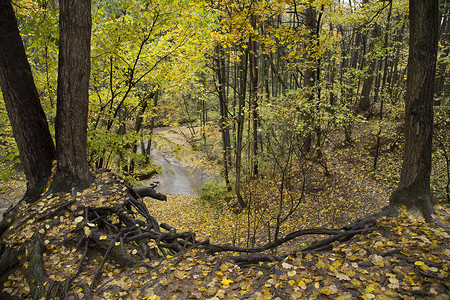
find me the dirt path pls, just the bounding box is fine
[142,145,211,196]
[0,178,25,221]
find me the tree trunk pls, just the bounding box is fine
[54,0,92,190]
[215,45,232,191]
[302,2,317,152]
[0,0,56,202]
[435,1,449,101]
[359,25,381,113]
[389,0,439,221]
[235,47,248,208]
[250,16,259,178]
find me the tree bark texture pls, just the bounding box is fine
[389,0,439,220]
[0,0,56,201]
[55,0,92,187]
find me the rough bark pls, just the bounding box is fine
[389,0,439,221]
[0,0,56,202]
[55,0,92,190]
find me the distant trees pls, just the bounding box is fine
[0,0,446,224]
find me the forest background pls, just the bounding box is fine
[1,0,448,214]
[1,0,449,204]
[0,0,449,298]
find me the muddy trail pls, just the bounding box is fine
[0,127,212,220]
[142,145,211,196]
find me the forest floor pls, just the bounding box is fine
[0,120,449,299]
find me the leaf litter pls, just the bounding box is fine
[1,124,449,299]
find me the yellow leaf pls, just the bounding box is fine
[219,263,230,272]
[366,286,374,293]
[174,270,185,280]
[99,235,107,240]
[298,280,307,289]
[350,278,361,286]
[332,260,342,268]
[221,278,233,286]
[83,227,91,237]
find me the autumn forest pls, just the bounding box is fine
[0,0,449,299]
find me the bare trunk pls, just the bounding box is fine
[235,47,248,208]
[54,0,92,190]
[359,25,381,113]
[215,46,232,190]
[389,0,439,221]
[0,0,56,202]
[250,17,259,178]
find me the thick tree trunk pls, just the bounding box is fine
[389,0,439,221]
[0,0,56,202]
[55,0,92,189]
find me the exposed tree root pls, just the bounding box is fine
[202,209,391,260]
[0,171,198,298]
[1,171,443,299]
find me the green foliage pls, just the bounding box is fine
[87,0,214,172]
[0,99,20,184]
[199,178,232,210]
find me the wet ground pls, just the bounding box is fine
[0,127,211,220]
[142,145,211,196]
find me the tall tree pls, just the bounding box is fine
[54,0,92,189]
[389,0,439,221]
[0,0,56,202]
[302,1,317,152]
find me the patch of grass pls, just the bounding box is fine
[198,179,232,211]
